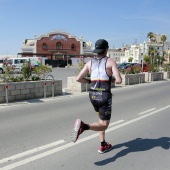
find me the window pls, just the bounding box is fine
[14,59,19,64]
[83,42,86,47]
[56,42,62,49]
[71,44,76,50]
[20,59,27,63]
[42,43,47,49]
[14,59,27,64]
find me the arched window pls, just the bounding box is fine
[71,44,76,50]
[42,43,47,49]
[56,42,62,49]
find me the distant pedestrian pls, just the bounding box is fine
[71,39,122,153]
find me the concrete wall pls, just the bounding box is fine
[121,74,145,85]
[67,76,115,92]
[150,72,164,81]
[163,71,170,79]
[0,80,62,103]
[67,72,169,91]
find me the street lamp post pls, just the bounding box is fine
[140,51,143,73]
[156,59,158,66]
[66,55,70,66]
[141,42,145,74]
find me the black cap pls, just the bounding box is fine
[93,39,109,54]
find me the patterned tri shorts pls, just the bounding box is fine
[89,91,112,120]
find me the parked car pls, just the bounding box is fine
[124,63,138,69]
[119,63,138,70]
[0,59,4,74]
[118,63,130,70]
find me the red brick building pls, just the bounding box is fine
[19,31,94,66]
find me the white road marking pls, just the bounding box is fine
[138,108,156,115]
[0,140,65,165]
[1,105,170,169]
[109,120,125,127]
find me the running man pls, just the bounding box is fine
[71,39,122,153]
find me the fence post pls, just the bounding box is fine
[44,73,55,98]
[44,81,47,98]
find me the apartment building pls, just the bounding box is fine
[107,49,125,63]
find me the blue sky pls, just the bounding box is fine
[0,0,170,55]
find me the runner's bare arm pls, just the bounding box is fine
[76,61,90,83]
[111,59,122,84]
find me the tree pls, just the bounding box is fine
[144,55,150,63]
[147,32,155,43]
[148,46,156,64]
[128,57,133,63]
[161,34,167,58]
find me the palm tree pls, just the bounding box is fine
[161,34,167,58]
[147,32,155,43]
[148,46,156,64]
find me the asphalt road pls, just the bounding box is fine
[0,80,170,169]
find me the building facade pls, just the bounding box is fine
[107,49,125,64]
[19,30,94,67]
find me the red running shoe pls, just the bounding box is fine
[71,119,84,143]
[98,142,112,154]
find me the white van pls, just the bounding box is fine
[7,57,41,71]
[8,58,30,72]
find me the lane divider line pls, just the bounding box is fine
[1,105,170,170]
[0,140,65,165]
[138,108,156,115]
[0,120,124,167]
[109,120,125,127]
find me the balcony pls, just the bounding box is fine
[21,47,34,53]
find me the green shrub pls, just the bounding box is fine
[162,64,170,71]
[22,62,32,80]
[34,65,52,79]
[31,75,41,81]
[120,65,141,74]
[10,76,24,82]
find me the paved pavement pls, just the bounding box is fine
[51,67,77,88]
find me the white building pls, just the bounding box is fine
[123,44,141,63]
[107,49,125,63]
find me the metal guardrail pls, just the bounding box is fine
[44,74,55,98]
[0,76,9,104]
